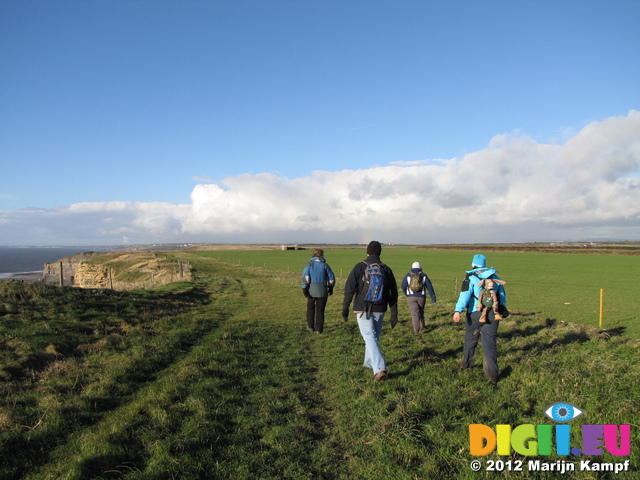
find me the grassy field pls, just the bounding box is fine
[1,248,638,479]
[197,246,639,337]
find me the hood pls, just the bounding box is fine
[465,267,496,278]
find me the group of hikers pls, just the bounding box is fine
[301,241,507,384]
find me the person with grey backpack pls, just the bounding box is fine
[400,262,436,334]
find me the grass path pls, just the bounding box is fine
[23,256,350,479]
[2,254,639,479]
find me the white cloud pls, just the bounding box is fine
[191,176,213,183]
[1,111,639,245]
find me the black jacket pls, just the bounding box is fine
[343,255,398,315]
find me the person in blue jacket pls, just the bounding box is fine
[453,254,506,385]
[400,262,436,333]
[301,249,335,334]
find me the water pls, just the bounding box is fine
[0,247,102,278]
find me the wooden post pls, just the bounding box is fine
[599,289,604,328]
[59,261,64,287]
[109,267,113,289]
[454,277,458,299]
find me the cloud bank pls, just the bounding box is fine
[2,111,639,246]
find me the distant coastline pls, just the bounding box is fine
[0,246,98,279]
[1,271,43,283]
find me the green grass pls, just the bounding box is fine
[196,247,640,337]
[1,250,639,479]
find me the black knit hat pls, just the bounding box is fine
[366,241,382,256]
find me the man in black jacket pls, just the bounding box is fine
[342,241,398,381]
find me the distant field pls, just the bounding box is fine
[194,246,639,338]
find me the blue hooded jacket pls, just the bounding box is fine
[302,257,335,298]
[454,267,506,313]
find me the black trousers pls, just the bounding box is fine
[463,310,500,383]
[306,296,328,333]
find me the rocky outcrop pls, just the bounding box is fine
[43,252,192,290]
[43,252,98,287]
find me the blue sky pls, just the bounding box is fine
[1,0,639,246]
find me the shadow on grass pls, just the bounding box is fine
[498,364,513,381]
[500,315,603,360]
[77,367,244,479]
[79,456,142,479]
[600,326,627,337]
[390,342,465,379]
[392,309,613,382]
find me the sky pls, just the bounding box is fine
[1,0,639,246]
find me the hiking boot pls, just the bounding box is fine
[306,327,315,333]
[479,311,487,323]
[374,370,387,382]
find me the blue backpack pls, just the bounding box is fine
[360,262,386,304]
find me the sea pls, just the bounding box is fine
[0,246,104,279]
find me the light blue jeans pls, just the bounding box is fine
[356,311,386,375]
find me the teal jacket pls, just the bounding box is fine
[454,267,506,313]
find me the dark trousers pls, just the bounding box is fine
[306,296,328,333]
[463,310,499,383]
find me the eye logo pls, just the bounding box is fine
[544,403,583,422]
